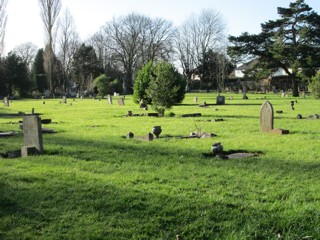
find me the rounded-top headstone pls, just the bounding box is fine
[260,101,274,132]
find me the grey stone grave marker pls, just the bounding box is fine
[107,94,112,104]
[260,101,274,132]
[62,96,67,104]
[193,97,198,103]
[3,97,9,107]
[21,115,43,157]
[118,98,125,106]
[216,95,225,105]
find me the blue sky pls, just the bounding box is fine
[4,0,320,54]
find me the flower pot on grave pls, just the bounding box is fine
[211,142,223,155]
[152,126,162,138]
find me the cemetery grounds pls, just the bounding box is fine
[0,93,320,239]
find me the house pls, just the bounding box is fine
[231,59,295,92]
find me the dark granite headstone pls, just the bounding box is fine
[216,96,225,105]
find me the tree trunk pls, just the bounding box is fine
[292,78,299,97]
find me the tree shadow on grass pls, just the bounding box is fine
[0,158,317,239]
[1,134,320,238]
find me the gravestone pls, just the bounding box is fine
[3,97,9,107]
[242,92,248,99]
[21,115,43,157]
[260,101,274,132]
[118,98,125,106]
[216,95,225,105]
[193,97,198,103]
[146,133,153,141]
[107,95,112,104]
[62,96,67,104]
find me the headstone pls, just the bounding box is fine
[260,101,274,132]
[302,91,306,99]
[127,132,134,139]
[281,91,286,98]
[139,101,147,109]
[193,97,198,103]
[145,133,153,141]
[216,96,225,105]
[118,98,125,106]
[44,90,51,98]
[21,115,43,156]
[242,92,248,100]
[296,114,303,119]
[107,95,112,104]
[62,96,67,104]
[290,101,295,110]
[3,97,9,107]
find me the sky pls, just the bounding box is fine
[4,0,320,54]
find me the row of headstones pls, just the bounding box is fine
[57,95,125,106]
[18,100,307,158]
[194,94,248,106]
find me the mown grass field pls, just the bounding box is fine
[0,92,320,239]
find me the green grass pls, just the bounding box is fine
[1,93,320,239]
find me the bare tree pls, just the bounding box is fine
[56,8,80,93]
[175,9,227,90]
[0,0,7,57]
[140,17,174,66]
[100,13,174,93]
[39,0,62,93]
[13,42,38,70]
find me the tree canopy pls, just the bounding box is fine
[228,0,320,97]
[145,61,186,116]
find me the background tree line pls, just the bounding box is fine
[0,0,231,97]
[1,0,320,98]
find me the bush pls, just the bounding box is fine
[133,61,153,104]
[93,74,110,97]
[146,62,186,116]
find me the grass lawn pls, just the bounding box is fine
[0,92,320,239]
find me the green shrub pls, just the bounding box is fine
[93,74,110,97]
[146,61,186,116]
[309,72,320,99]
[133,61,153,104]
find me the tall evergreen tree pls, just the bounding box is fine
[32,49,47,93]
[3,52,29,97]
[72,43,100,96]
[228,0,320,97]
